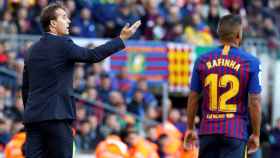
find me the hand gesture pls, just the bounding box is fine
[247,134,260,154]
[183,130,198,150]
[119,20,141,41]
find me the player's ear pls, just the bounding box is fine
[237,28,243,42]
[235,31,242,46]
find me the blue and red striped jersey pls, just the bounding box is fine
[190,45,262,140]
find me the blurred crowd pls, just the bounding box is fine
[0,0,279,157]
[0,0,279,46]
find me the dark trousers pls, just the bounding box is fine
[25,120,73,158]
[199,135,247,158]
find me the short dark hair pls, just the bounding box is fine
[217,14,242,42]
[40,2,66,32]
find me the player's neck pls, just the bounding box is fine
[221,41,240,48]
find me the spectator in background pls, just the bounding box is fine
[15,59,24,86]
[99,114,121,138]
[0,85,12,109]
[272,0,280,35]
[71,7,96,38]
[180,0,200,20]
[75,119,97,153]
[85,63,104,87]
[152,15,166,41]
[15,7,31,34]
[28,0,49,34]
[269,118,280,158]
[0,117,11,151]
[17,41,33,60]
[127,90,145,119]
[146,125,158,144]
[204,1,223,38]
[0,41,8,67]
[246,0,270,38]
[143,0,160,40]
[82,87,98,102]
[158,0,173,19]
[0,9,17,34]
[121,128,159,158]
[112,67,133,99]
[96,72,113,103]
[85,74,96,89]
[4,127,25,158]
[0,85,5,108]
[168,108,182,131]
[82,87,104,121]
[163,23,184,42]
[145,106,160,122]
[108,91,126,110]
[91,0,123,38]
[95,134,128,158]
[4,95,24,122]
[10,119,24,135]
[165,4,182,28]
[64,0,77,20]
[201,0,229,19]
[73,64,86,93]
[134,78,157,107]
[225,0,245,15]
[130,0,146,37]
[75,105,88,129]
[184,12,213,46]
[176,111,188,134]
[247,0,270,18]
[0,0,7,13]
[29,0,48,19]
[114,2,140,39]
[262,17,279,49]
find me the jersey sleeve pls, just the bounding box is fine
[190,58,202,93]
[248,59,262,94]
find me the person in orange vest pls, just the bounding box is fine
[155,121,182,140]
[95,134,129,158]
[4,129,26,158]
[121,128,159,158]
[157,134,182,158]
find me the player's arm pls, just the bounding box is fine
[184,59,201,149]
[247,59,262,153]
[187,91,200,130]
[187,59,202,130]
[248,93,261,137]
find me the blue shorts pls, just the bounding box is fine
[199,135,247,158]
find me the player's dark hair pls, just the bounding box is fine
[40,2,66,32]
[217,14,242,42]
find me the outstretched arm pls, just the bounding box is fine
[65,21,141,63]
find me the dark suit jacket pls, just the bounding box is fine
[22,33,125,123]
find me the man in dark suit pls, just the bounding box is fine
[22,2,141,158]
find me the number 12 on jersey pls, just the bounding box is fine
[205,74,239,112]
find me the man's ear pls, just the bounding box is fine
[50,20,56,28]
[236,29,243,45]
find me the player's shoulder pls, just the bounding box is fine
[236,48,260,64]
